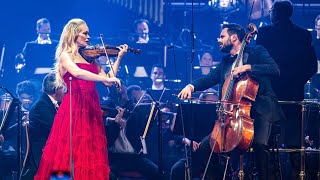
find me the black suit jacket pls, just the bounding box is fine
[256,22,317,101]
[28,93,57,168]
[192,45,282,122]
[313,38,320,60]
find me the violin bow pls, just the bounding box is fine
[99,34,116,78]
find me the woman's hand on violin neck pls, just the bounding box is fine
[178,84,194,99]
[117,44,128,58]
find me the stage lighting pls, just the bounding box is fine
[208,0,239,13]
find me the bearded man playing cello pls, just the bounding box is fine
[176,23,283,180]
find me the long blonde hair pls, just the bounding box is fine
[53,18,87,89]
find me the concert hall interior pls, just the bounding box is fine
[0,0,320,179]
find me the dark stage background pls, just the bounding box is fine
[0,0,319,92]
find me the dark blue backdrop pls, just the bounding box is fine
[0,0,318,93]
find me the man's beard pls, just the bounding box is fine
[220,42,233,53]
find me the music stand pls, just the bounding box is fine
[143,89,167,178]
[147,89,181,104]
[23,43,56,77]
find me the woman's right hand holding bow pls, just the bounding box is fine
[103,77,121,87]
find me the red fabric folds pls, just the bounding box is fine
[35,63,110,180]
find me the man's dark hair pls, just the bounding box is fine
[42,72,56,95]
[16,80,36,97]
[272,0,293,22]
[127,85,142,101]
[221,23,246,42]
[36,18,50,29]
[151,64,165,73]
[134,18,149,30]
[127,85,141,95]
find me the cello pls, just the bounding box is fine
[210,23,258,153]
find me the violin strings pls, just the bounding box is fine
[99,34,115,77]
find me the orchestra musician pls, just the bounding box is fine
[126,85,152,103]
[16,18,57,65]
[21,72,65,179]
[15,18,59,92]
[256,1,318,179]
[104,83,160,180]
[134,18,150,44]
[0,80,36,179]
[193,52,219,80]
[178,23,283,180]
[150,64,166,90]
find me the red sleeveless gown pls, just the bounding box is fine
[35,63,110,179]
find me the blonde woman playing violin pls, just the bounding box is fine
[35,18,128,180]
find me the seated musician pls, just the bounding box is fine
[169,101,223,180]
[20,72,65,179]
[178,23,283,180]
[133,18,150,44]
[193,52,219,79]
[127,85,152,103]
[193,52,220,92]
[158,104,222,180]
[3,80,36,148]
[170,134,223,180]
[103,83,160,180]
[15,18,59,92]
[150,64,166,90]
[0,81,36,178]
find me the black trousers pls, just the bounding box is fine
[251,110,273,180]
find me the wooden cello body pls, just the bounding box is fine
[210,73,258,153]
[210,24,259,153]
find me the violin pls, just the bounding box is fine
[100,104,131,117]
[79,44,141,61]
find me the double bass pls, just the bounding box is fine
[210,23,258,153]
